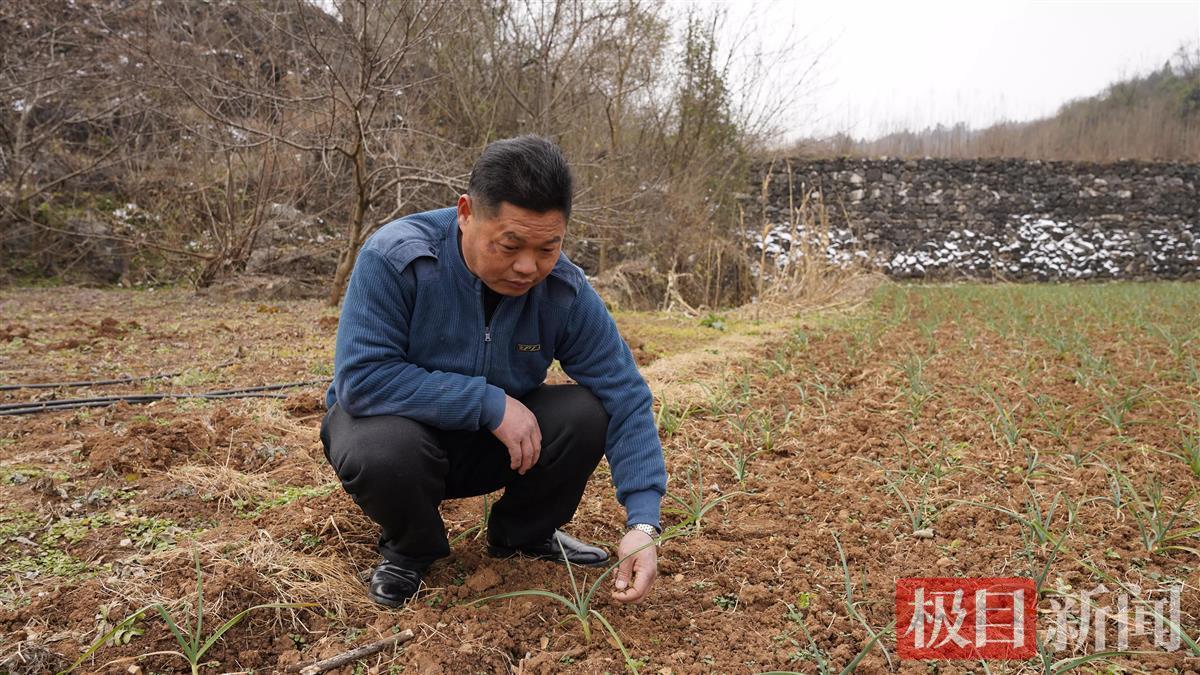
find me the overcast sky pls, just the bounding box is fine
[712,0,1200,141]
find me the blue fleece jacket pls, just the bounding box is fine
[324,207,666,529]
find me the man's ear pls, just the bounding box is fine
[456,193,472,232]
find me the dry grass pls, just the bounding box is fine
[160,464,275,514]
[223,530,377,621]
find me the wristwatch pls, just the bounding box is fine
[629,523,661,539]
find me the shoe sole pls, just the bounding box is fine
[486,545,610,568]
[368,591,414,608]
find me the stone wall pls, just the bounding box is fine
[748,158,1199,280]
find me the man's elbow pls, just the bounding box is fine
[333,368,375,417]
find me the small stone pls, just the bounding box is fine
[912,528,935,539]
[673,573,684,582]
[936,556,954,568]
[119,538,133,547]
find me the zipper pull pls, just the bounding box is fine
[484,325,492,343]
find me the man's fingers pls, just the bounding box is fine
[613,555,634,591]
[515,437,528,474]
[509,435,528,473]
[611,551,656,603]
[529,427,542,468]
[522,435,538,474]
[507,439,522,470]
[629,556,656,600]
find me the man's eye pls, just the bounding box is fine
[501,245,518,252]
[541,248,556,254]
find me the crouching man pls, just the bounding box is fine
[319,135,667,608]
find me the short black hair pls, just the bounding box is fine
[468,135,573,221]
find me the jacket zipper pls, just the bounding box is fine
[481,293,503,377]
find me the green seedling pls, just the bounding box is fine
[833,534,893,669]
[1149,323,1194,361]
[153,552,315,674]
[895,433,961,482]
[1035,643,1131,675]
[94,603,144,647]
[1117,477,1199,555]
[474,538,664,674]
[762,347,794,377]
[955,486,1077,595]
[1028,394,1080,456]
[773,604,895,675]
[700,381,738,416]
[861,452,939,534]
[1096,386,1144,434]
[729,408,794,455]
[720,442,763,485]
[1158,428,1200,479]
[655,397,695,437]
[60,549,314,674]
[663,462,743,534]
[953,489,1072,548]
[884,472,935,533]
[449,494,491,545]
[791,382,828,418]
[980,385,1022,450]
[898,353,934,422]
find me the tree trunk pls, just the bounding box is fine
[327,147,370,306]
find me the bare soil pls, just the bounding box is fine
[1,283,1197,674]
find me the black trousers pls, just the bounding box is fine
[319,384,609,572]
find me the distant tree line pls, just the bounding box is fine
[789,45,1200,163]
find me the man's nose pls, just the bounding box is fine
[513,253,537,276]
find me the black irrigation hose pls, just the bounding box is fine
[1,392,292,415]
[0,360,236,391]
[0,379,331,416]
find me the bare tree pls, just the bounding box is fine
[132,0,455,303]
[3,0,823,309]
[0,2,154,279]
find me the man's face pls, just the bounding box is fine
[457,194,566,296]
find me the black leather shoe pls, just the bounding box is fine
[367,560,423,608]
[487,529,610,567]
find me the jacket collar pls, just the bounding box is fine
[443,214,483,292]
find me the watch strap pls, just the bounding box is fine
[630,523,661,538]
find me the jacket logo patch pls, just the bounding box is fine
[516,343,541,352]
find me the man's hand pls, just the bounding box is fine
[611,529,657,604]
[491,395,541,475]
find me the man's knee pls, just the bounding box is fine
[325,408,444,487]
[559,386,609,454]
